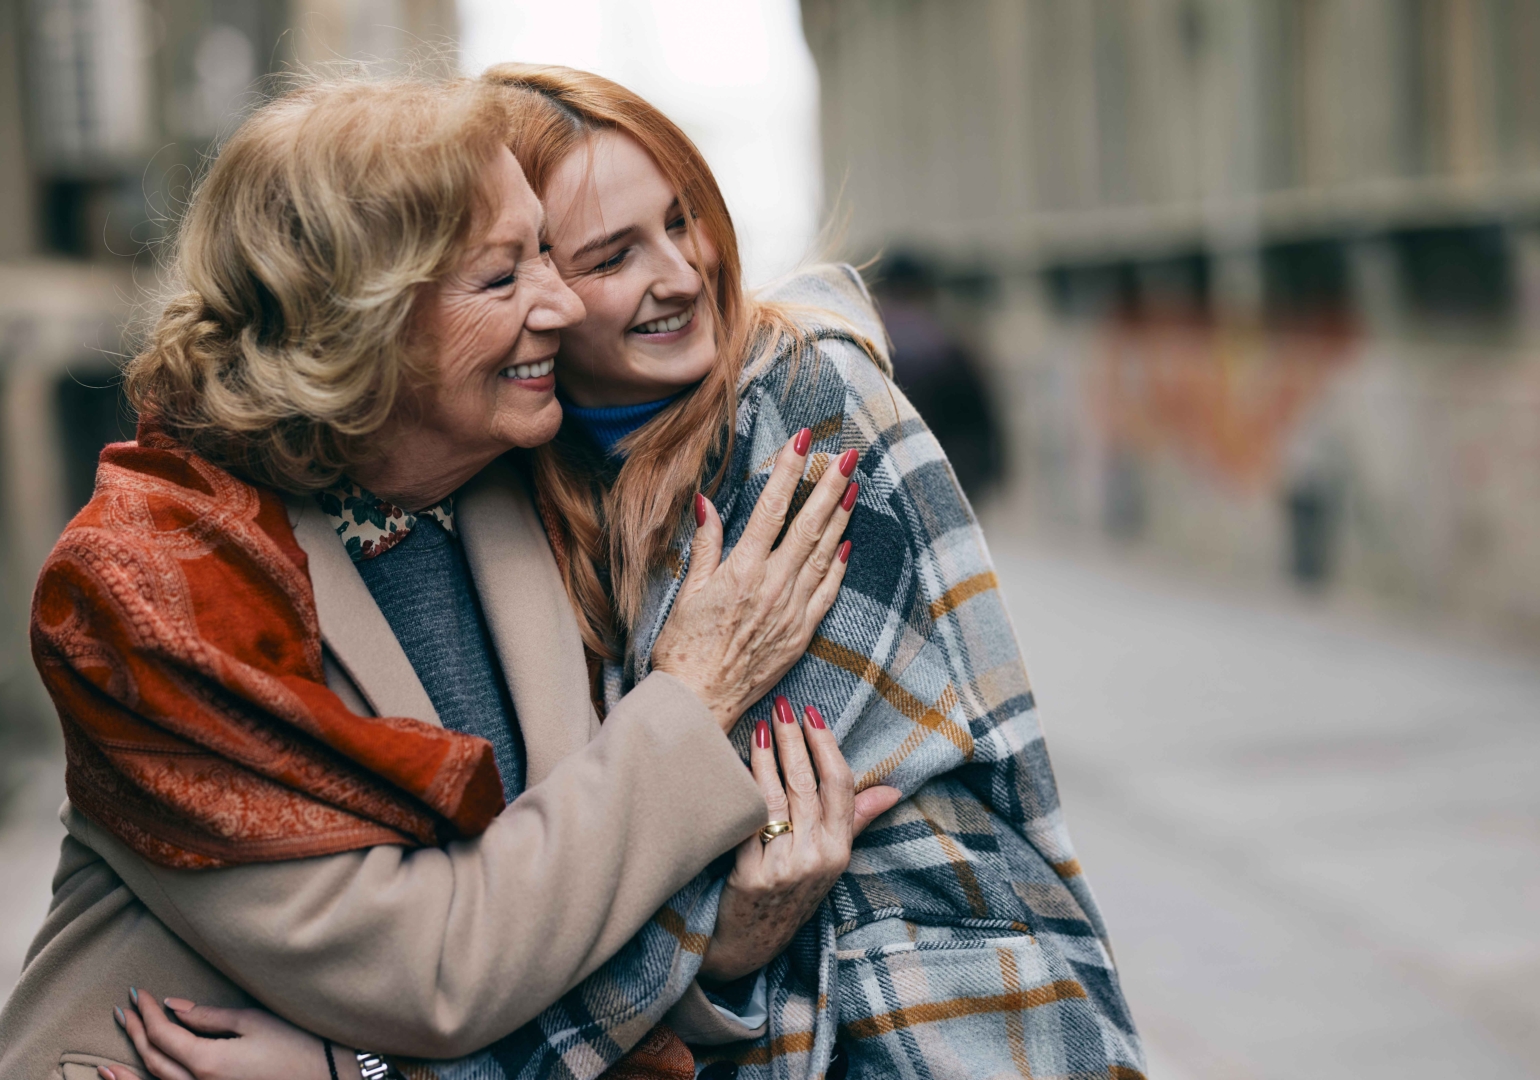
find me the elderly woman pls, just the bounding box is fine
[0,74,892,1080]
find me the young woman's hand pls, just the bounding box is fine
[699,697,902,983]
[653,428,859,732]
[106,990,359,1080]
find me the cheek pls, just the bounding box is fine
[570,280,635,349]
[432,295,504,362]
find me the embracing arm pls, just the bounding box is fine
[72,430,865,1061]
[70,670,765,1060]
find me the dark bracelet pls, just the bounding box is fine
[323,1038,341,1080]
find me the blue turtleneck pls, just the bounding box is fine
[562,394,681,456]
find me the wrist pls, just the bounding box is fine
[700,939,761,984]
[322,1041,364,1080]
[656,665,738,732]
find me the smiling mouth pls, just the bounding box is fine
[631,303,695,335]
[501,358,555,380]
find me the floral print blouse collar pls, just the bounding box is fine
[315,478,457,562]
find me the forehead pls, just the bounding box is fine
[546,131,673,229]
[479,147,542,243]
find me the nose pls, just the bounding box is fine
[650,232,703,303]
[526,262,586,333]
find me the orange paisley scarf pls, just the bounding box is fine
[31,423,504,869]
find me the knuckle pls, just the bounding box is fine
[805,546,834,576]
[791,515,822,544]
[757,491,791,521]
[784,766,818,795]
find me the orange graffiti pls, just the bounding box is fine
[1091,317,1356,492]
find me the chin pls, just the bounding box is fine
[502,398,565,449]
[644,346,717,394]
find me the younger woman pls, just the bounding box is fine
[122,66,1145,1079]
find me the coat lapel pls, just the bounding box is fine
[458,459,597,786]
[287,494,441,727]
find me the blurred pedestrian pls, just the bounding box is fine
[874,252,1005,500]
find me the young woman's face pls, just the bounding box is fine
[541,131,721,408]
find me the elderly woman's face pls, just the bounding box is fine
[542,132,720,408]
[391,147,583,500]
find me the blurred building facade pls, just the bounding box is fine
[0,0,456,745]
[803,0,1540,643]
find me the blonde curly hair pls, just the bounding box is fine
[124,75,507,492]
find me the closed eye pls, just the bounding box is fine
[592,248,629,273]
[484,270,516,290]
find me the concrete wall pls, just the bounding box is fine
[802,0,1540,645]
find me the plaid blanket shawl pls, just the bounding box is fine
[416,267,1144,1080]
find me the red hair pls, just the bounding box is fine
[482,64,810,658]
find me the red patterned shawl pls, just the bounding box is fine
[31,424,505,869]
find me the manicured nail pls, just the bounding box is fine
[113,1006,125,1027]
[838,448,859,477]
[165,997,195,1012]
[840,482,859,511]
[805,705,827,730]
[98,1067,116,1080]
[128,986,138,1005]
[755,720,771,748]
[793,427,812,456]
[694,493,707,527]
[774,695,796,724]
[838,540,852,564]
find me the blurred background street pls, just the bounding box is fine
[2,1,1538,1077]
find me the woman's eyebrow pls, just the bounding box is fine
[572,225,635,260]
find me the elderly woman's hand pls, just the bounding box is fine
[699,698,902,984]
[652,429,858,732]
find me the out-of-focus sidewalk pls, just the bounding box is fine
[2,541,1537,1079]
[993,541,1540,1079]
[0,751,65,999]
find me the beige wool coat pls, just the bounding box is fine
[0,459,769,1080]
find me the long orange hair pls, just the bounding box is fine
[482,64,810,659]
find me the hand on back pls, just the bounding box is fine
[107,991,342,1080]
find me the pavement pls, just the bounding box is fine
[1,541,1536,1078]
[993,543,1540,1079]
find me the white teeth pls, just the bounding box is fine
[502,359,554,380]
[637,303,694,335]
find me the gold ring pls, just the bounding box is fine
[759,820,793,844]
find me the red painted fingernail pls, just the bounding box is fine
[841,482,859,511]
[755,720,770,748]
[838,539,852,564]
[694,492,707,527]
[805,705,826,730]
[793,427,812,456]
[774,695,796,724]
[838,448,859,476]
